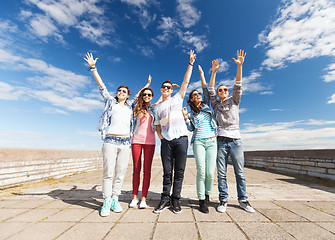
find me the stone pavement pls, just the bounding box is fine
[0,156,335,240]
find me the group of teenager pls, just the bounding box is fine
[84,49,255,217]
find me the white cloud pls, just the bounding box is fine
[260,91,274,95]
[121,0,146,7]
[42,107,68,115]
[270,109,284,111]
[21,0,112,45]
[0,82,28,101]
[256,0,335,70]
[327,94,335,104]
[241,119,335,150]
[176,0,201,28]
[177,30,208,53]
[322,63,335,82]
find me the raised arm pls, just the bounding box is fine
[84,52,103,86]
[137,75,152,96]
[209,59,222,88]
[232,49,246,83]
[179,50,196,99]
[198,65,207,86]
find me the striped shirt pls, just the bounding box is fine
[194,111,216,140]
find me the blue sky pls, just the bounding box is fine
[1,0,335,151]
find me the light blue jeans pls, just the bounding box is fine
[193,137,217,200]
[217,138,248,202]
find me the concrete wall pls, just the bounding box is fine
[244,149,335,181]
[0,148,102,189]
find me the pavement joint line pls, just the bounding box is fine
[225,211,251,240]
[102,206,129,240]
[149,212,159,240]
[190,200,202,240]
[55,208,95,239]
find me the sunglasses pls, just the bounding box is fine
[118,89,127,94]
[142,93,152,97]
[192,92,202,97]
[218,88,228,92]
[161,85,172,90]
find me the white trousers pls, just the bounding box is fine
[102,142,131,199]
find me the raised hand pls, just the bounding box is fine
[147,75,152,85]
[182,107,188,118]
[84,52,98,68]
[232,49,246,66]
[212,59,222,73]
[189,50,196,65]
[172,83,180,88]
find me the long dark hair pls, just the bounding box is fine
[115,85,130,102]
[134,87,154,118]
[187,89,204,114]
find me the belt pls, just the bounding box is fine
[217,136,234,142]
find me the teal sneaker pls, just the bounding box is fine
[111,196,123,213]
[100,198,112,217]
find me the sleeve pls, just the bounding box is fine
[185,113,195,132]
[154,106,161,126]
[208,87,218,109]
[232,83,242,105]
[98,83,114,103]
[202,85,209,105]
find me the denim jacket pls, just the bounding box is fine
[185,85,217,144]
[98,83,136,140]
[133,104,156,134]
[208,83,242,131]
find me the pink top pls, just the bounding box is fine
[132,114,156,145]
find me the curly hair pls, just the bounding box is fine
[187,89,204,114]
[134,87,154,119]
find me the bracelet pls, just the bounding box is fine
[189,62,193,66]
[90,66,96,69]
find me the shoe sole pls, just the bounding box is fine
[153,205,170,214]
[172,209,182,214]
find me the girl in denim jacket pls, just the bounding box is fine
[84,52,151,217]
[182,65,217,213]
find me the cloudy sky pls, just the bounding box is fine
[1,0,335,151]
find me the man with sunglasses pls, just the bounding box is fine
[153,50,196,214]
[208,50,255,214]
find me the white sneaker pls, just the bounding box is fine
[217,201,227,213]
[129,199,139,208]
[139,201,147,209]
[239,200,255,213]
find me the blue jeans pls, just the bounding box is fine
[160,136,188,201]
[217,138,247,202]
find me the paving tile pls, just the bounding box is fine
[119,208,158,223]
[258,209,308,222]
[304,201,335,210]
[0,208,29,222]
[106,223,154,240]
[80,209,121,223]
[247,201,282,209]
[227,208,270,222]
[273,200,310,210]
[278,222,335,240]
[5,200,51,209]
[291,208,335,221]
[57,222,112,240]
[43,208,93,222]
[0,223,34,239]
[316,222,335,234]
[158,208,194,222]
[154,222,198,240]
[197,222,247,240]
[7,222,74,240]
[5,208,61,223]
[238,222,295,240]
[39,200,81,209]
[193,207,231,222]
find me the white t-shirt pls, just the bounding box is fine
[154,92,188,141]
[107,104,132,135]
